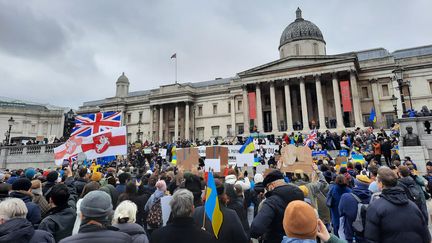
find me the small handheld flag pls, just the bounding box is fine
[205,172,223,238]
[369,107,377,123]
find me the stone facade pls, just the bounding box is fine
[79,9,432,143]
[0,97,65,144]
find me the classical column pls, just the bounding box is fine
[299,77,309,131]
[185,103,190,140]
[332,73,344,129]
[149,106,154,141]
[350,70,363,127]
[159,106,164,142]
[242,86,250,134]
[284,81,293,131]
[270,81,279,133]
[315,75,326,130]
[255,84,264,133]
[230,97,236,135]
[174,104,179,141]
[370,79,383,127]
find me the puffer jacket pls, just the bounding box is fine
[113,222,149,243]
[0,218,54,243]
[59,223,131,243]
[365,187,430,243]
[38,205,76,242]
[9,191,41,225]
[250,184,304,243]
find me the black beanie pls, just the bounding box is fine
[47,171,58,182]
[263,170,284,187]
[12,178,32,191]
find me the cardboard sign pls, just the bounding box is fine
[176,148,199,171]
[280,146,313,173]
[206,146,229,171]
[236,154,254,167]
[158,149,167,159]
[204,158,221,172]
[143,148,152,154]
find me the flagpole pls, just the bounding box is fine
[175,55,178,84]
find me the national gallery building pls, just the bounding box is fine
[79,8,432,143]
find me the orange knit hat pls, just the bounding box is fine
[283,200,317,239]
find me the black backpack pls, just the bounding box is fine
[400,182,423,209]
[351,193,368,235]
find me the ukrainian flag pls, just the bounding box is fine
[369,107,377,123]
[239,136,255,154]
[171,146,177,165]
[351,153,366,165]
[205,172,223,238]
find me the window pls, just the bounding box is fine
[139,112,143,122]
[237,100,242,111]
[385,114,395,129]
[429,80,432,94]
[237,123,244,135]
[361,87,369,98]
[198,105,203,116]
[228,102,231,113]
[127,133,132,143]
[127,113,131,124]
[227,125,232,136]
[295,44,300,55]
[213,104,218,115]
[31,124,36,132]
[265,95,270,106]
[382,84,389,97]
[363,115,373,127]
[313,43,318,55]
[211,126,220,137]
[196,127,204,141]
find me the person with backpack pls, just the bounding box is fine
[338,175,371,243]
[397,165,428,222]
[327,175,351,237]
[144,179,167,235]
[365,166,430,243]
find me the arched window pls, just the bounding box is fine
[295,44,300,55]
[313,43,319,55]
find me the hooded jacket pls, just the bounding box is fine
[38,205,77,242]
[327,183,351,235]
[113,222,149,243]
[397,176,428,222]
[0,218,54,243]
[338,183,371,242]
[250,184,304,243]
[9,191,41,225]
[365,187,430,243]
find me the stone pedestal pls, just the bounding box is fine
[398,146,429,174]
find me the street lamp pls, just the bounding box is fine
[392,66,407,116]
[136,119,143,142]
[391,95,398,117]
[6,117,15,145]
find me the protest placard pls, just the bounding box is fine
[176,147,199,171]
[235,154,254,167]
[204,158,221,172]
[158,149,167,159]
[206,146,228,170]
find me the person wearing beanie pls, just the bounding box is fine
[43,171,59,200]
[193,178,249,243]
[73,167,89,196]
[250,170,304,243]
[183,172,204,207]
[9,178,41,225]
[112,200,149,243]
[282,200,345,243]
[251,173,265,216]
[60,191,132,243]
[31,179,51,218]
[39,183,77,242]
[25,168,36,180]
[338,174,372,242]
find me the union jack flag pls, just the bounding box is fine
[71,111,122,137]
[304,130,318,148]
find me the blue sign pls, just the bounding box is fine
[312,150,327,157]
[339,150,349,157]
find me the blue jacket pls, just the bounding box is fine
[9,191,41,225]
[327,184,351,234]
[338,184,371,243]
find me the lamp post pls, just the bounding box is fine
[393,66,407,116]
[136,119,143,142]
[6,117,14,145]
[391,95,398,117]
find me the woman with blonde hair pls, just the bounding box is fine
[112,200,148,243]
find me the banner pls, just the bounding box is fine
[248,92,256,120]
[81,126,127,160]
[340,81,352,112]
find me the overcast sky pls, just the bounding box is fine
[1,0,431,109]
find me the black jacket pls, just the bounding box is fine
[73,178,88,196]
[0,218,54,243]
[227,197,250,236]
[250,184,304,243]
[9,191,41,225]
[152,217,217,243]
[193,205,249,243]
[365,187,431,243]
[38,206,76,242]
[113,222,149,243]
[59,223,132,243]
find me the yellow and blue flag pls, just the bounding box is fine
[239,136,255,154]
[171,146,177,165]
[205,172,223,238]
[369,107,377,123]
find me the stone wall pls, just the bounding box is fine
[0,144,60,170]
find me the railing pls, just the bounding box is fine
[9,147,24,155]
[0,143,62,156]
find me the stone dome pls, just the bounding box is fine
[279,8,325,48]
[117,72,129,84]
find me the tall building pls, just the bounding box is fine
[79,8,432,142]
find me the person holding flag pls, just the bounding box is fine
[239,136,255,154]
[193,172,249,243]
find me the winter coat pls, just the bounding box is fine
[327,184,351,235]
[0,218,54,243]
[193,204,249,243]
[365,187,431,243]
[43,181,56,200]
[338,184,371,243]
[113,222,149,243]
[9,191,41,225]
[398,176,429,222]
[117,192,150,226]
[227,196,250,236]
[59,223,132,243]
[99,184,119,209]
[115,183,127,194]
[281,234,346,243]
[38,205,77,242]
[152,217,217,243]
[32,193,51,218]
[250,184,304,243]
[73,178,88,196]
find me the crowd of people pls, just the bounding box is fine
[0,126,431,243]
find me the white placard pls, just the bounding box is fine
[204,158,221,172]
[198,146,207,157]
[161,196,172,226]
[236,154,254,167]
[158,149,167,159]
[256,164,269,174]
